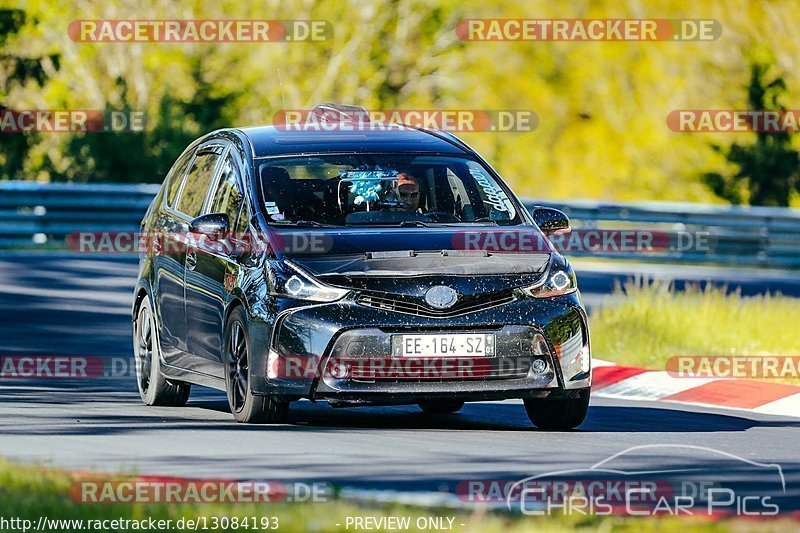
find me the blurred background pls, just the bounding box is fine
[2,0,800,206]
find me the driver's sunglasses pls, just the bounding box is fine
[399,191,420,198]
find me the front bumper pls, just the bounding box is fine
[248,292,591,402]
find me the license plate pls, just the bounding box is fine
[392,333,495,358]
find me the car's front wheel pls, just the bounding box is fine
[524,388,590,430]
[224,307,289,424]
[134,295,191,406]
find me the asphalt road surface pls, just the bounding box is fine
[1,253,799,513]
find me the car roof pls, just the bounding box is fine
[238,124,470,158]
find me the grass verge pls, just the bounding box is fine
[1,458,789,532]
[590,279,800,382]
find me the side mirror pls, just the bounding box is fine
[531,206,570,234]
[189,213,230,239]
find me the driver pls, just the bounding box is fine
[396,172,421,212]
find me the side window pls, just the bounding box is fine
[176,150,222,218]
[210,156,243,230]
[166,150,195,207]
[235,201,250,235]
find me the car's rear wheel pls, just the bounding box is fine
[524,388,590,430]
[418,399,465,414]
[134,295,191,406]
[224,307,289,424]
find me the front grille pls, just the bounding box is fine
[356,290,516,318]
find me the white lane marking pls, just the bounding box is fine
[595,371,721,401]
[753,393,800,416]
[593,358,800,417]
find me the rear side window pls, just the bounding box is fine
[166,150,195,207]
[210,156,243,229]
[176,150,222,218]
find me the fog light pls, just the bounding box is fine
[530,359,548,374]
[347,341,366,356]
[330,362,349,379]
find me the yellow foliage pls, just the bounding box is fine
[4,0,800,202]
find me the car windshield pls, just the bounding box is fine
[257,154,521,226]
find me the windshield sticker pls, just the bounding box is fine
[340,169,397,181]
[265,201,281,215]
[468,162,513,214]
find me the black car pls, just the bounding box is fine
[132,106,591,429]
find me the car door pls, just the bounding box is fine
[184,145,247,378]
[162,143,225,373]
[154,148,195,362]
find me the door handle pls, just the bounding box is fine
[186,247,197,270]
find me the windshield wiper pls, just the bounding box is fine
[346,220,430,227]
[285,220,343,228]
[398,220,429,227]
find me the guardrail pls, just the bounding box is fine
[530,199,800,269]
[0,181,159,249]
[2,180,800,268]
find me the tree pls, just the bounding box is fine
[0,8,59,180]
[60,60,240,183]
[703,62,800,206]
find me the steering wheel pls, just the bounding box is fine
[423,210,460,223]
[378,200,405,210]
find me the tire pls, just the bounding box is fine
[133,295,191,407]
[224,306,289,424]
[524,388,590,430]
[418,399,465,414]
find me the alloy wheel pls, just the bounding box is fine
[135,306,154,394]
[228,322,249,413]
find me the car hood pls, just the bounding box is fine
[275,227,552,296]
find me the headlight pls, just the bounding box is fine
[268,260,350,302]
[521,256,577,298]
